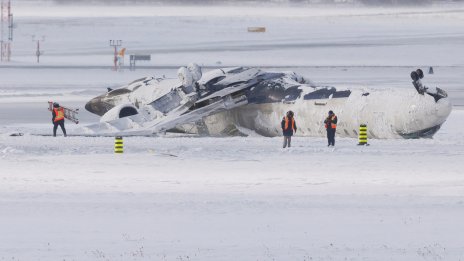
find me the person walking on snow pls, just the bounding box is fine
[324,110,337,146]
[281,110,297,148]
[52,102,67,137]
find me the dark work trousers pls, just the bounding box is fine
[327,128,336,146]
[283,136,292,148]
[53,120,67,137]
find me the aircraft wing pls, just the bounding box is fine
[148,94,248,133]
[195,78,258,104]
[76,93,248,136]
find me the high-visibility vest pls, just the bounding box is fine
[118,48,126,57]
[54,107,65,122]
[284,117,295,131]
[325,115,337,129]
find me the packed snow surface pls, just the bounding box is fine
[1,2,464,260]
[0,110,463,260]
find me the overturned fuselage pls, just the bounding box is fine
[83,65,452,138]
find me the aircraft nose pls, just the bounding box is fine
[85,96,112,116]
[84,99,95,114]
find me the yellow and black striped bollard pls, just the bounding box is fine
[358,124,368,145]
[114,136,124,153]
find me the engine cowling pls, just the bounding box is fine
[177,67,194,87]
[188,63,202,82]
[100,104,138,123]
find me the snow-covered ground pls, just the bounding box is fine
[1,2,464,260]
[1,109,464,260]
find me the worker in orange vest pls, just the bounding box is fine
[52,102,67,137]
[324,110,337,146]
[281,110,297,148]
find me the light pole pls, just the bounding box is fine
[1,0,13,62]
[109,40,122,70]
[32,35,45,63]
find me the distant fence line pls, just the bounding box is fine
[49,0,437,6]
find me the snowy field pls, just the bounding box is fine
[1,110,464,260]
[1,2,464,260]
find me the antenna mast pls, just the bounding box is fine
[1,0,12,62]
[109,40,122,71]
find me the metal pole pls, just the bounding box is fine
[1,1,3,41]
[0,0,12,62]
[6,0,9,61]
[109,39,122,71]
[36,40,40,63]
[1,1,4,62]
[114,45,117,69]
[8,0,12,41]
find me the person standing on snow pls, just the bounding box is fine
[281,110,297,148]
[324,110,337,146]
[52,102,67,137]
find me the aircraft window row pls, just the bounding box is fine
[108,88,132,96]
[131,84,142,91]
[128,77,147,85]
[332,90,351,98]
[303,88,336,100]
[226,81,246,88]
[304,88,352,100]
[227,67,247,74]
[283,86,302,102]
[204,76,227,91]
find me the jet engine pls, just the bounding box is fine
[100,104,138,123]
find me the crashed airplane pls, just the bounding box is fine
[82,64,451,138]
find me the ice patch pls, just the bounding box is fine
[0,146,25,158]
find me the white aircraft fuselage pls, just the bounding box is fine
[83,66,452,139]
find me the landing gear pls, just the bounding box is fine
[410,68,447,102]
[410,69,424,82]
[410,71,419,82]
[411,69,426,94]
